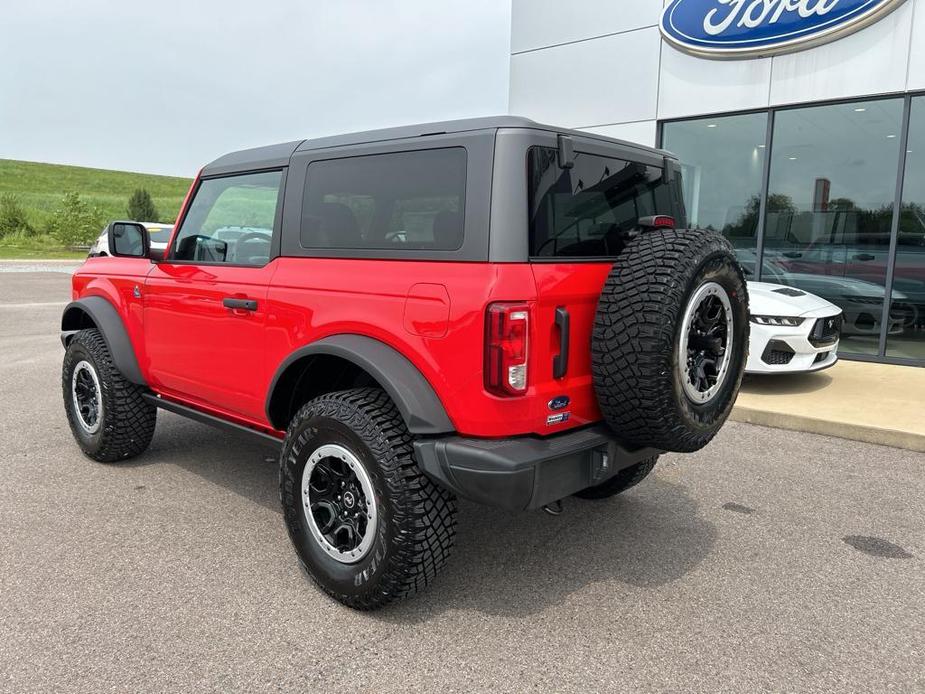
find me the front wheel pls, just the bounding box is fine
[279,388,457,610]
[62,328,156,462]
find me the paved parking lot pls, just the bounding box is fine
[1,269,923,693]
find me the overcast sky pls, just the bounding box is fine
[0,1,511,177]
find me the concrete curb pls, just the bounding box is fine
[731,405,925,453]
[0,259,82,264]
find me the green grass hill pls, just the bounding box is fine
[0,158,193,258]
[0,158,192,228]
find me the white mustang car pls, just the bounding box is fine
[745,281,843,374]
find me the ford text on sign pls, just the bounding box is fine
[660,0,909,58]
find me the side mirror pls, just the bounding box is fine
[107,221,149,258]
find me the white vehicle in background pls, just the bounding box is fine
[88,222,173,257]
[143,223,174,252]
[746,281,842,374]
[735,249,910,339]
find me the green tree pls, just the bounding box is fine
[721,193,796,240]
[46,192,106,247]
[127,188,159,222]
[0,194,34,239]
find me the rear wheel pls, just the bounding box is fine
[575,456,658,500]
[280,388,457,610]
[592,229,748,453]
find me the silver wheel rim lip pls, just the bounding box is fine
[71,360,103,434]
[678,281,734,404]
[301,443,378,565]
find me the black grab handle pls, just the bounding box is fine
[553,306,570,379]
[223,297,258,311]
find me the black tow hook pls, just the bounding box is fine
[542,499,564,516]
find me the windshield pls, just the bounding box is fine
[528,146,686,258]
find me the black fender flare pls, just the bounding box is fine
[266,334,454,435]
[61,296,146,386]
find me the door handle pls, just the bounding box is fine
[782,251,803,259]
[852,253,876,261]
[223,297,258,311]
[553,306,570,379]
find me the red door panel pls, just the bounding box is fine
[144,262,277,421]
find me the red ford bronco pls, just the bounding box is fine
[61,117,748,609]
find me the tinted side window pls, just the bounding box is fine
[172,170,282,265]
[528,147,685,258]
[300,148,466,251]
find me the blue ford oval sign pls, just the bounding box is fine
[660,0,909,59]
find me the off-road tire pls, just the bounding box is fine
[592,228,748,453]
[62,328,157,462]
[280,387,457,610]
[574,456,658,500]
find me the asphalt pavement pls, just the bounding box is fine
[1,270,923,693]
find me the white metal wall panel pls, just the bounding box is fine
[658,45,772,120]
[581,120,658,146]
[769,1,915,106]
[510,0,662,54]
[510,0,922,130]
[509,28,661,127]
[904,0,925,90]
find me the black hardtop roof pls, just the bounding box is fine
[201,115,674,176]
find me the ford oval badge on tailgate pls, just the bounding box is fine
[548,395,570,411]
[660,0,908,59]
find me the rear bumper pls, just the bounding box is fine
[413,425,661,511]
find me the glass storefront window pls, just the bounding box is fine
[662,113,767,251]
[762,98,904,356]
[888,96,925,360]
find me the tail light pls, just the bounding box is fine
[485,302,529,396]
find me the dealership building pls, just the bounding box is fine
[509,0,925,366]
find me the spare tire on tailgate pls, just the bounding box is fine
[592,228,748,453]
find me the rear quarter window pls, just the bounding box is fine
[300,147,467,251]
[528,146,685,258]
